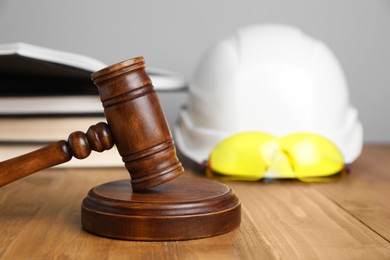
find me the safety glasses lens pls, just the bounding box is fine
[207,132,344,182]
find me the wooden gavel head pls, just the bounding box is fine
[90,57,184,190]
[0,57,183,191]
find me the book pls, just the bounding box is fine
[0,114,123,167]
[0,96,103,115]
[0,116,106,142]
[0,42,187,92]
[0,42,187,115]
[0,142,123,168]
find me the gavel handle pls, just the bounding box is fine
[0,141,72,186]
[0,122,114,187]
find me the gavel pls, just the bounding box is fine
[0,56,240,241]
[0,57,184,191]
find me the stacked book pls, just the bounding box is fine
[0,43,186,167]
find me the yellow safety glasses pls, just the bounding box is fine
[204,132,346,182]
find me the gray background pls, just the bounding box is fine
[0,0,389,143]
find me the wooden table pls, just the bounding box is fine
[1,144,390,259]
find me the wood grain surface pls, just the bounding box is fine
[1,144,390,259]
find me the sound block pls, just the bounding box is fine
[81,177,241,241]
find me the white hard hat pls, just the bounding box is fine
[175,23,363,164]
